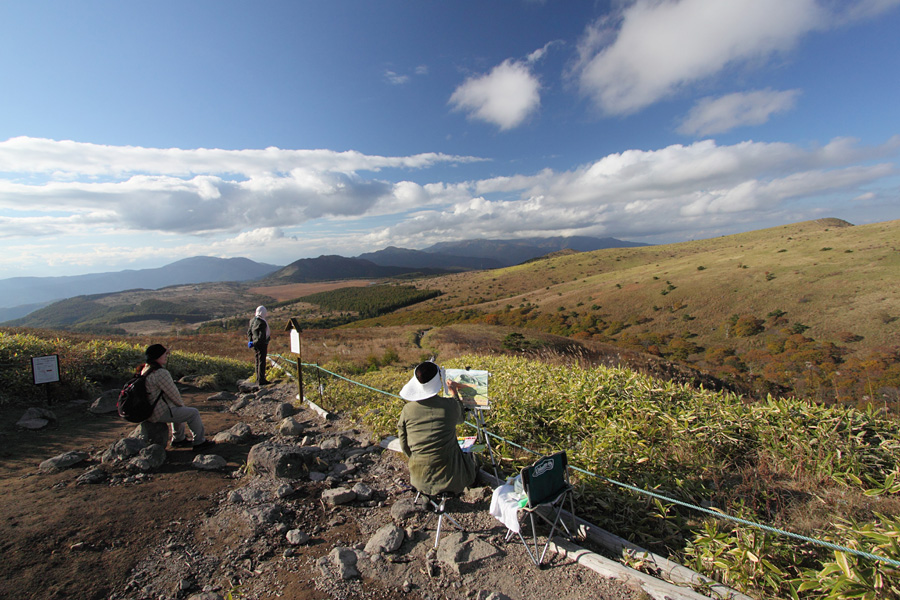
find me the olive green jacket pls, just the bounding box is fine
[398,395,476,495]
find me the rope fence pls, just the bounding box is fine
[270,353,900,569]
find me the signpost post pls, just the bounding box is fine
[31,354,60,405]
[286,318,304,403]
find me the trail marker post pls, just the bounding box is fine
[286,318,304,402]
[31,354,60,406]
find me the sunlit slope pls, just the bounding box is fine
[371,218,900,355]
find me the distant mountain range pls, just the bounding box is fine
[0,236,646,321]
[0,257,281,320]
[264,236,647,283]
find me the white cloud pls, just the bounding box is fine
[0,136,482,178]
[384,70,410,85]
[375,137,899,245]
[0,138,487,239]
[0,136,896,278]
[449,59,541,130]
[570,0,896,116]
[678,89,802,136]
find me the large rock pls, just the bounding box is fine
[274,402,296,418]
[40,451,89,473]
[130,421,169,446]
[246,442,323,479]
[435,532,501,575]
[320,435,352,450]
[102,437,146,464]
[323,547,359,580]
[364,523,405,554]
[128,443,167,472]
[193,454,227,470]
[230,397,251,413]
[277,417,304,437]
[286,529,310,546]
[88,389,121,414]
[213,422,253,444]
[390,497,424,521]
[322,487,356,506]
[16,407,57,430]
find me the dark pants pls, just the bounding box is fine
[253,343,268,384]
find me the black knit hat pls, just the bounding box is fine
[145,344,167,362]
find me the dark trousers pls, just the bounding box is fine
[254,343,268,384]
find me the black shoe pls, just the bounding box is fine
[171,439,193,448]
[192,440,216,452]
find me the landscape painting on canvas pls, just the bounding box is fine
[445,368,490,409]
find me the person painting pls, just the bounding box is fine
[397,361,477,496]
[141,344,214,451]
[247,305,271,386]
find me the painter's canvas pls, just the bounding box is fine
[445,368,490,409]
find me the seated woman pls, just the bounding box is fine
[397,361,477,496]
[141,344,215,452]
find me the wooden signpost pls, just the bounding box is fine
[31,354,60,405]
[286,318,304,402]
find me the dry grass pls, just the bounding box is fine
[247,280,374,302]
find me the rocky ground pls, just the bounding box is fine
[0,378,653,600]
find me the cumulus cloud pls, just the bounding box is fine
[374,137,899,245]
[0,136,896,277]
[449,59,541,130]
[384,70,410,85]
[570,0,895,115]
[678,89,802,136]
[0,136,481,178]
[0,137,486,238]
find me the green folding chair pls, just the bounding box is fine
[505,451,576,567]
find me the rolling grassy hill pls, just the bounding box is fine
[369,218,897,348]
[355,218,900,404]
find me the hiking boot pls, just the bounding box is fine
[192,440,215,452]
[171,439,193,448]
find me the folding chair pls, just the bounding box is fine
[414,490,466,549]
[505,451,576,567]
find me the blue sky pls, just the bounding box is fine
[1,0,899,280]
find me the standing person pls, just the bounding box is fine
[397,361,476,496]
[141,344,215,451]
[247,305,271,385]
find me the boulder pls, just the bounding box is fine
[352,482,374,502]
[322,487,356,506]
[230,397,251,413]
[237,379,258,393]
[435,532,501,575]
[16,407,57,430]
[325,547,359,580]
[76,467,108,485]
[39,451,89,473]
[390,497,424,521]
[277,417,304,437]
[213,422,252,444]
[193,454,227,470]
[364,523,404,554]
[320,435,352,450]
[130,421,169,446]
[139,444,167,469]
[246,442,323,479]
[207,391,236,402]
[286,529,310,546]
[102,437,146,464]
[274,402,296,418]
[88,389,120,414]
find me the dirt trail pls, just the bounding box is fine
[0,383,647,600]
